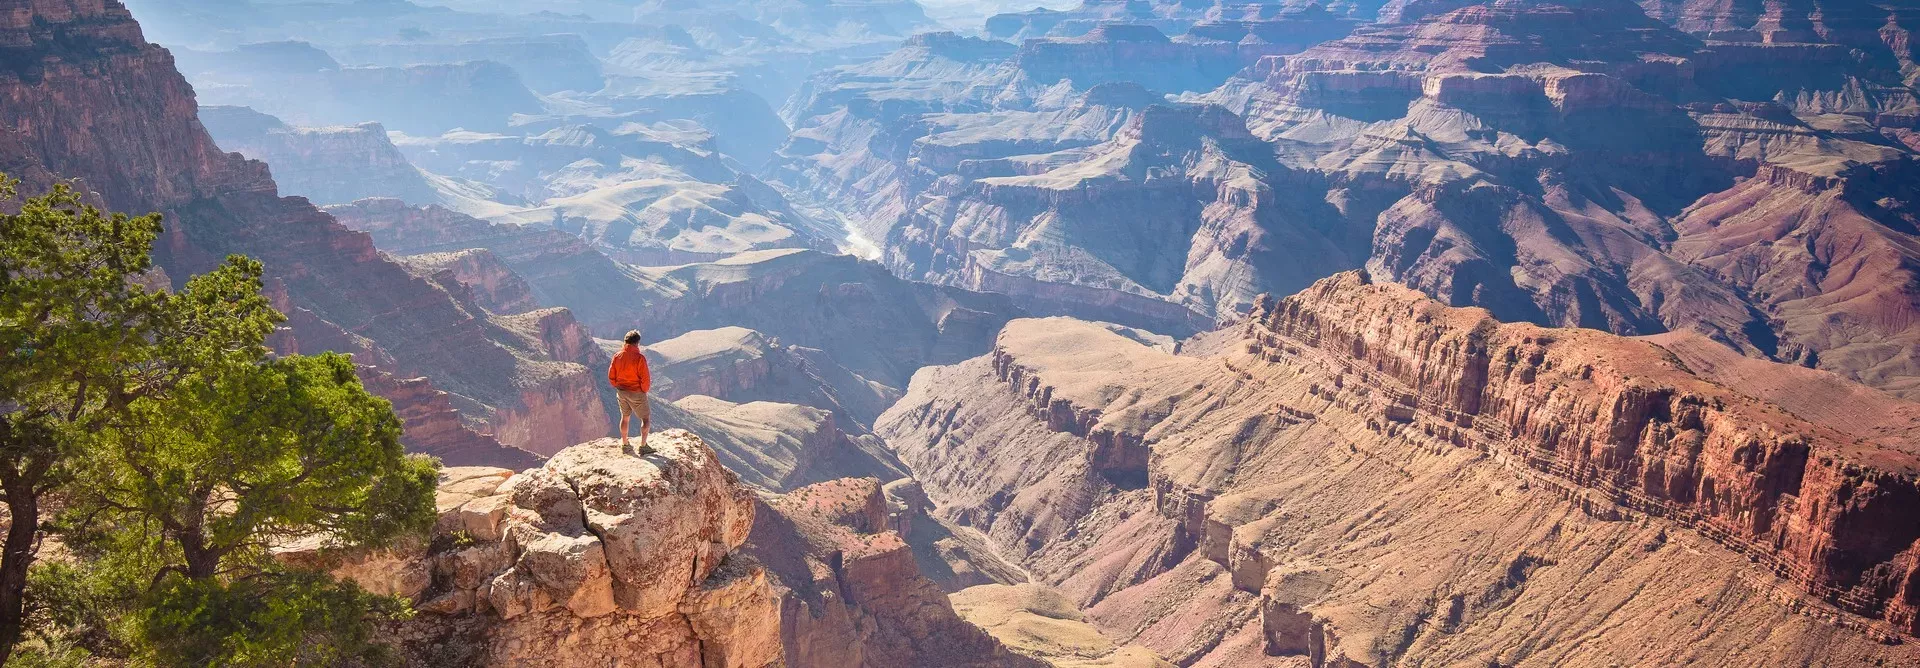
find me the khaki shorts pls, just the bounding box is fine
[617,390,650,422]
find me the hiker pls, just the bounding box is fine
[608,329,653,455]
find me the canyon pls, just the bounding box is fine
[0,0,605,467]
[772,0,1920,401]
[5,0,1920,665]
[878,272,1920,665]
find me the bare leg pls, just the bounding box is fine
[619,413,631,447]
[640,418,650,450]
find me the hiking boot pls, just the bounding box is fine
[636,443,656,457]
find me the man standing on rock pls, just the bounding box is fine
[609,329,653,456]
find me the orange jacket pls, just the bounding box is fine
[608,345,651,393]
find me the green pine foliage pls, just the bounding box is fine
[137,572,412,667]
[0,174,441,663]
[81,352,440,582]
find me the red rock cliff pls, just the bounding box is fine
[0,0,601,465]
[1248,272,1920,634]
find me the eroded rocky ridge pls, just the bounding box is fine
[838,0,1920,397]
[747,475,1046,667]
[648,326,900,431]
[0,0,607,465]
[771,13,1355,331]
[886,101,1356,333]
[331,34,606,95]
[878,272,1920,665]
[1640,0,1920,65]
[308,432,1032,667]
[177,43,545,135]
[1192,0,1920,396]
[627,249,1024,392]
[659,395,909,493]
[198,105,451,208]
[385,122,837,264]
[324,198,660,337]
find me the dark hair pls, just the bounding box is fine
[624,330,641,345]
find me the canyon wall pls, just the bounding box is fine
[1250,272,1920,630]
[879,273,1920,666]
[772,0,1920,400]
[0,0,603,464]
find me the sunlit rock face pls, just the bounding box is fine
[878,274,1920,666]
[1177,0,1920,397]
[0,0,625,464]
[308,432,1038,667]
[768,0,1920,398]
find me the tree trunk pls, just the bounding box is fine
[180,491,219,581]
[181,535,219,581]
[0,473,41,666]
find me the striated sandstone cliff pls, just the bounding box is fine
[1249,272,1920,627]
[306,432,1032,667]
[398,249,541,316]
[0,0,605,463]
[879,273,1920,666]
[1188,0,1920,397]
[746,476,1047,667]
[887,101,1362,333]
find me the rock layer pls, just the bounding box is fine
[746,476,1047,667]
[878,273,1920,665]
[1250,272,1920,628]
[0,0,603,464]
